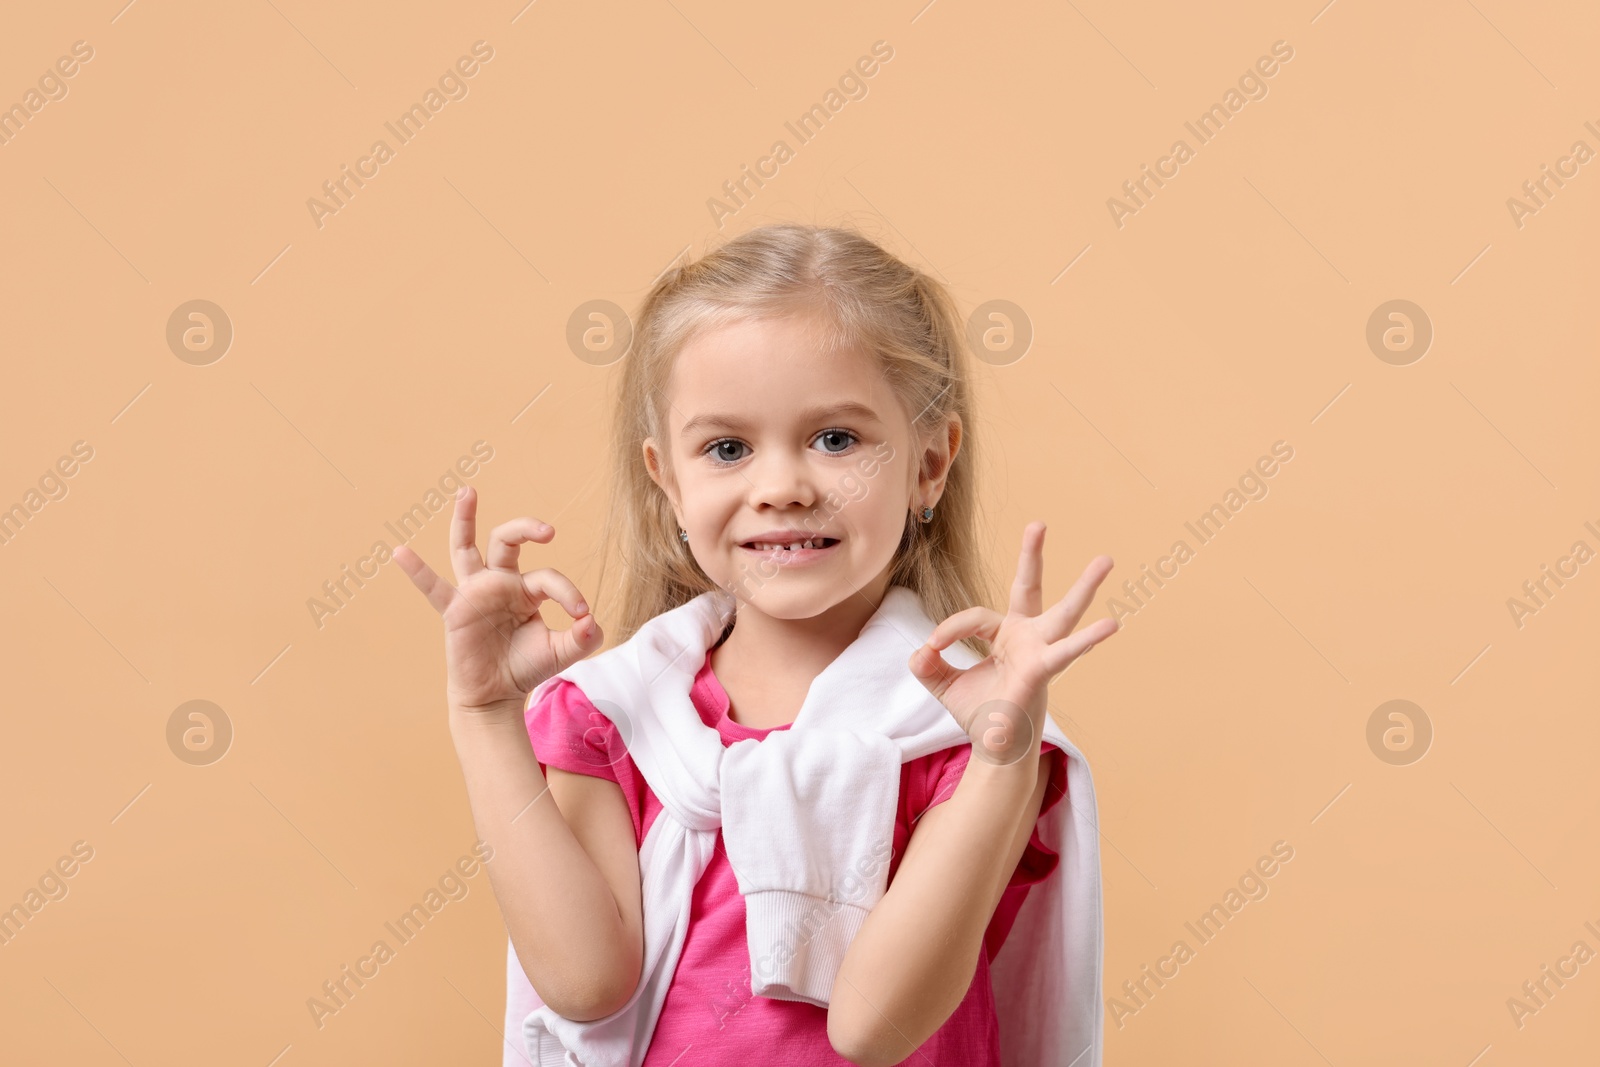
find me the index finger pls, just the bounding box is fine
[486,517,554,572]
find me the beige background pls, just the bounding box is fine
[2,0,1597,1064]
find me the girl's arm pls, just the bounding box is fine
[839,524,1117,1064]
[396,487,643,1021]
[450,701,645,1021]
[826,747,1057,1067]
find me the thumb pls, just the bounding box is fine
[909,641,962,699]
[551,614,603,672]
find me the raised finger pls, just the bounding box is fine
[1008,522,1046,618]
[1038,555,1115,644]
[450,485,486,583]
[1037,554,1115,641]
[392,544,457,616]
[1040,615,1119,678]
[519,566,592,624]
[486,517,554,571]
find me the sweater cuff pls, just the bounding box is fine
[742,889,872,1007]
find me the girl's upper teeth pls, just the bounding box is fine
[755,540,824,550]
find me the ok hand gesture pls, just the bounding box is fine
[908,522,1117,764]
[394,486,602,720]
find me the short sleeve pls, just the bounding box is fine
[524,679,628,781]
[525,680,653,847]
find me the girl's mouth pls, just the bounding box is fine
[738,537,840,565]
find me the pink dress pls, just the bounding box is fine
[524,649,1066,1065]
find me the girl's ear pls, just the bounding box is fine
[642,436,667,487]
[915,414,963,506]
[642,437,682,512]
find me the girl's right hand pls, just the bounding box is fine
[394,485,603,717]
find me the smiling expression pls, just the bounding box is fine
[643,309,958,621]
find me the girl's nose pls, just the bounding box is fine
[748,450,817,511]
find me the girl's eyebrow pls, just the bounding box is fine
[677,401,883,438]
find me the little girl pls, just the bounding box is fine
[398,223,1119,1066]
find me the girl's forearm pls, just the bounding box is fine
[828,749,1053,1066]
[448,703,640,1020]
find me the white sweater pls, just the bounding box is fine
[502,585,1105,1066]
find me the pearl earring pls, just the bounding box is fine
[680,528,689,542]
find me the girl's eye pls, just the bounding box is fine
[701,429,859,465]
[814,429,856,454]
[707,439,748,464]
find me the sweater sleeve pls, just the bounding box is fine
[720,729,906,1008]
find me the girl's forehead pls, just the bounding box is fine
[668,318,894,407]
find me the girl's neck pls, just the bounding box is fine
[709,576,892,728]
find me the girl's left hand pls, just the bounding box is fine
[908,522,1118,765]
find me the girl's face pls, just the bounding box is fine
[643,309,959,622]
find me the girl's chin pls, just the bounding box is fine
[722,579,867,619]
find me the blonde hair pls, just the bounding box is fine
[590,222,1001,656]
